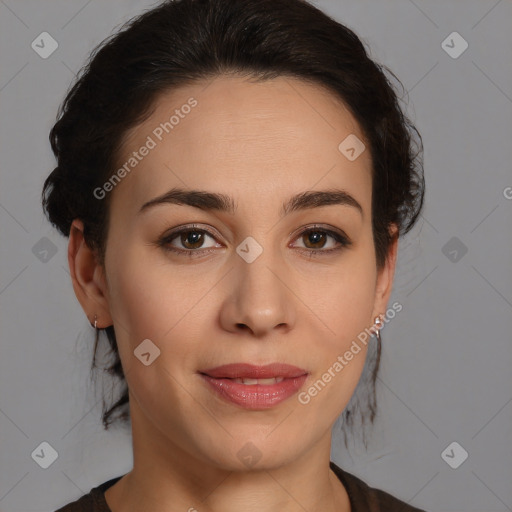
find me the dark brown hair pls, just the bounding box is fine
[42,0,424,445]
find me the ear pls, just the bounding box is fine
[371,223,399,321]
[68,219,112,328]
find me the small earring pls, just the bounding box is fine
[91,314,97,330]
[373,315,383,344]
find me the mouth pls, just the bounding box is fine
[199,363,309,409]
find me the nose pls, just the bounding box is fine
[219,253,296,338]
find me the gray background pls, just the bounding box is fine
[0,0,511,511]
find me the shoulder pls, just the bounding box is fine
[330,461,427,512]
[54,476,123,512]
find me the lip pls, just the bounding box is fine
[200,363,309,410]
[201,363,308,379]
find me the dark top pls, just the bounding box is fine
[55,461,427,511]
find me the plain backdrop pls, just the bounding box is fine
[0,1,511,511]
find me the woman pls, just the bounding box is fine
[43,0,426,510]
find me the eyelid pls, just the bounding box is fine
[288,223,349,242]
[159,223,222,250]
[288,224,351,252]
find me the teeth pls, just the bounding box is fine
[233,377,285,385]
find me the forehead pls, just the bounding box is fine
[109,74,372,216]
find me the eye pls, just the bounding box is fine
[157,224,351,258]
[291,226,351,256]
[157,225,222,256]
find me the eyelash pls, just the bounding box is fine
[157,224,351,259]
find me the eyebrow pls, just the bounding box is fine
[138,187,363,218]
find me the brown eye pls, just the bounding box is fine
[180,231,206,249]
[292,227,350,254]
[158,226,221,255]
[302,230,328,249]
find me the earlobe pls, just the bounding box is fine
[68,219,112,328]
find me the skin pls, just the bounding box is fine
[68,74,398,512]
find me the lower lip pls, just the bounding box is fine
[200,374,308,409]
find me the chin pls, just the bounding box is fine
[190,428,305,473]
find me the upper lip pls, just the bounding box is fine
[200,363,308,379]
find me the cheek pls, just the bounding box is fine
[300,238,377,401]
[298,281,375,424]
[329,274,376,340]
[106,262,161,345]
[105,244,219,365]
[319,241,378,345]
[105,254,206,412]
[315,284,373,377]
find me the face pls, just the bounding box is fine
[71,74,397,472]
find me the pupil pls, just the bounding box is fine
[306,231,325,248]
[183,231,203,248]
